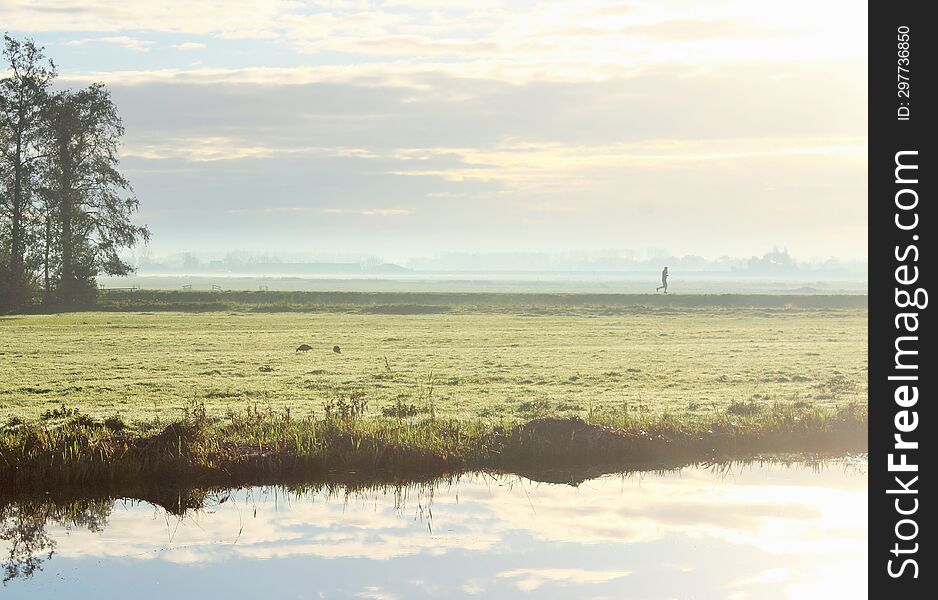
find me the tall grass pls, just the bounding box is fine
[1,401,866,492]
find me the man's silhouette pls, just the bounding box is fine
[656,266,669,293]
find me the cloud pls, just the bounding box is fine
[358,208,410,217]
[6,0,867,259]
[63,35,156,52]
[85,62,863,146]
[31,465,865,599]
[224,207,411,217]
[2,0,294,36]
[620,18,783,40]
[123,136,291,162]
[354,587,398,600]
[498,568,632,592]
[8,0,865,73]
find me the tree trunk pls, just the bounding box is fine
[57,138,75,303]
[8,132,24,277]
[3,124,29,308]
[42,212,51,305]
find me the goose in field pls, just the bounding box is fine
[296,344,313,353]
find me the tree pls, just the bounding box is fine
[1,36,146,310]
[40,85,149,304]
[0,35,55,309]
[2,498,113,583]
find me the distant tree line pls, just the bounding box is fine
[404,248,865,275]
[0,35,148,310]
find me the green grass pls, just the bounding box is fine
[0,296,867,427]
[0,293,868,488]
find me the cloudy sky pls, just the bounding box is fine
[3,0,868,261]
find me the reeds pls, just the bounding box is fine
[1,402,866,492]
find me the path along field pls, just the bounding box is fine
[1,296,867,429]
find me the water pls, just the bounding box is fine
[2,460,866,599]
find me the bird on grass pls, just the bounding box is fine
[333,345,341,354]
[296,344,313,353]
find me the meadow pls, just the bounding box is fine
[1,293,867,427]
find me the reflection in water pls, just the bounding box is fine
[2,460,866,599]
[1,499,111,584]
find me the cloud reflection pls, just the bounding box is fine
[2,461,866,599]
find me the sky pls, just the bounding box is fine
[3,0,868,262]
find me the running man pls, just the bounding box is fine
[656,266,669,293]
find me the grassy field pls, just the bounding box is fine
[1,294,867,428]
